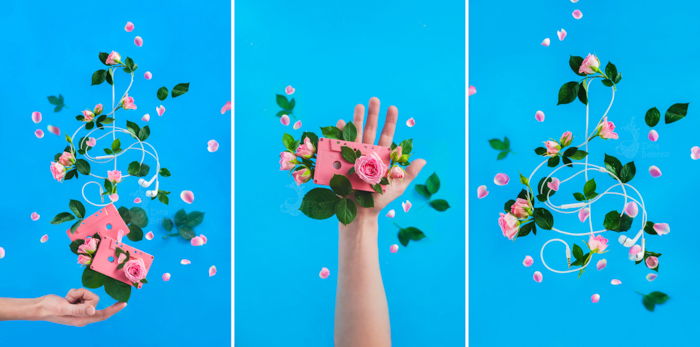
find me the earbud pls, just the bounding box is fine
[560,202,588,210]
[145,190,157,198]
[138,175,157,188]
[618,229,644,247]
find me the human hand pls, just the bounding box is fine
[37,288,126,327]
[336,97,426,220]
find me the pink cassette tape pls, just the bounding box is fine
[66,204,130,242]
[315,137,391,192]
[90,236,154,288]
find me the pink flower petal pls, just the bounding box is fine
[401,200,412,213]
[493,173,510,186]
[522,255,534,267]
[578,208,590,222]
[533,271,543,283]
[190,236,204,246]
[541,38,551,47]
[591,293,600,303]
[280,114,290,126]
[406,117,416,127]
[624,201,639,218]
[207,139,220,153]
[180,190,195,204]
[35,129,45,139]
[691,146,700,160]
[648,129,659,142]
[47,125,60,136]
[156,105,166,116]
[30,212,40,221]
[86,137,96,147]
[535,110,545,122]
[144,71,152,80]
[141,113,151,122]
[646,273,657,281]
[40,234,49,243]
[386,209,396,218]
[209,265,217,277]
[285,85,295,95]
[596,259,607,271]
[162,273,171,281]
[572,9,583,20]
[648,165,662,178]
[180,259,192,265]
[557,28,567,41]
[390,244,399,253]
[220,101,232,114]
[124,21,135,32]
[293,120,302,130]
[611,279,622,285]
[547,177,560,191]
[134,36,143,47]
[134,197,142,204]
[653,223,670,235]
[477,185,489,199]
[629,245,643,261]
[32,111,42,124]
[0,246,4,259]
[571,0,579,2]
[199,234,208,244]
[109,194,119,202]
[319,267,330,279]
[468,85,477,96]
[145,231,154,240]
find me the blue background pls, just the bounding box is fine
[236,0,465,346]
[0,1,230,345]
[471,1,700,346]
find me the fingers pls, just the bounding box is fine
[90,302,127,323]
[65,288,99,307]
[403,159,427,183]
[363,97,380,144]
[352,104,365,142]
[336,119,346,130]
[377,106,398,147]
[60,302,96,317]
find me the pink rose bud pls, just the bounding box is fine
[319,267,330,279]
[645,256,659,269]
[121,95,137,110]
[58,151,75,167]
[50,162,67,182]
[387,166,406,182]
[579,53,600,75]
[572,9,583,20]
[535,110,545,122]
[624,201,639,217]
[649,165,662,178]
[123,258,147,283]
[547,177,560,191]
[279,151,295,170]
[498,213,520,240]
[32,111,42,123]
[611,279,622,285]
[292,167,312,185]
[541,38,550,47]
[402,200,412,213]
[354,152,388,185]
[653,223,670,235]
[162,273,171,281]
[390,244,399,253]
[209,265,217,277]
[124,21,135,32]
[35,129,45,139]
[295,137,316,159]
[493,173,510,186]
[596,259,607,271]
[390,146,403,162]
[105,51,122,65]
[544,140,561,156]
[386,209,396,218]
[588,235,608,253]
[648,129,659,142]
[293,120,302,130]
[510,198,533,219]
[560,131,573,147]
[522,255,534,267]
[591,294,600,303]
[94,104,103,114]
[144,71,153,80]
[578,207,590,222]
[134,36,143,47]
[86,137,97,147]
[77,255,92,265]
[78,238,98,255]
[533,271,543,283]
[280,114,291,126]
[468,85,477,96]
[208,139,220,153]
[107,170,122,183]
[285,85,295,95]
[646,273,657,281]
[557,28,567,41]
[596,117,619,139]
[180,190,195,204]
[477,185,489,199]
[30,212,40,221]
[405,117,416,127]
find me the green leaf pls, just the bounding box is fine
[186,211,205,227]
[82,268,106,289]
[282,133,297,152]
[577,81,588,105]
[335,198,357,225]
[342,122,358,142]
[534,208,554,229]
[398,139,414,155]
[355,191,374,208]
[620,162,636,183]
[179,226,195,240]
[665,103,689,124]
[496,151,509,160]
[174,209,188,226]
[171,83,190,98]
[341,146,357,163]
[91,69,106,85]
[330,174,352,196]
[569,150,588,160]
[583,179,597,198]
[157,86,169,101]
[103,277,132,302]
[118,207,132,225]
[162,218,174,231]
[321,126,343,139]
[126,120,140,138]
[573,192,586,201]
[138,126,151,141]
[557,81,579,105]
[69,239,85,254]
[300,188,341,220]
[642,295,656,312]
[642,291,670,312]
[51,212,75,224]
[127,224,144,241]
[568,56,586,76]
[426,173,440,194]
[371,184,384,194]
[644,221,657,235]
[159,168,171,177]
[429,199,450,211]
[129,207,148,228]
[517,222,536,237]
[157,190,170,205]
[75,159,91,175]
[69,220,83,234]
[547,156,560,167]
[276,94,292,110]
[534,147,547,156]
[604,154,622,177]
[605,62,619,83]
[573,244,584,260]
[69,200,86,219]
[415,184,432,199]
[603,210,633,232]
[98,52,109,64]
[105,68,113,85]
[519,174,530,186]
[489,138,507,151]
[645,107,661,127]
[111,138,121,153]
[397,227,426,246]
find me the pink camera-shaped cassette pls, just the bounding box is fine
[314,137,391,192]
[90,236,154,288]
[66,204,130,242]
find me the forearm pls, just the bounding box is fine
[334,213,391,347]
[0,298,44,321]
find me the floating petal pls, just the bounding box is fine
[493,173,510,186]
[124,21,135,32]
[596,259,607,271]
[0,247,4,259]
[547,177,560,191]
[141,113,151,122]
[477,185,489,199]
[541,38,550,47]
[468,85,477,96]
[390,244,399,253]
[293,120,302,130]
[156,105,166,116]
[190,236,204,246]
[47,125,60,136]
[611,279,622,285]
[134,197,142,204]
[401,200,412,213]
[30,212,40,221]
[522,255,534,267]
[648,129,659,142]
[533,271,543,283]
[180,190,195,204]
[134,36,143,47]
[535,110,545,122]
[386,209,396,218]
[646,273,657,281]
[648,165,662,178]
[406,117,416,127]
[280,114,290,126]
[591,294,600,303]
[285,85,295,95]
[319,267,330,279]
[32,111,42,123]
[572,9,583,19]
[180,259,192,265]
[86,137,96,147]
[691,146,700,160]
[144,71,152,80]
[145,231,154,240]
[653,223,670,235]
[557,28,567,41]
[220,101,232,114]
[162,273,171,281]
[209,265,217,277]
[578,208,590,222]
[624,201,639,218]
[35,129,45,139]
[40,234,49,243]
[207,140,220,153]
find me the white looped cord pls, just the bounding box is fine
[526,77,647,274]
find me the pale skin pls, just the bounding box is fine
[334,97,426,347]
[0,288,126,327]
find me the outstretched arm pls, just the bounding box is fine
[334,97,426,347]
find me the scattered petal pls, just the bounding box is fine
[293,120,302,130]
[199,234,208,244]
[541,38,550,47]
[571,0,579,2]
[611,279,622,285]
[319,267,330,279]
[390,244,399,253]
[648,129,659,142]
[596,259,607,271]
[180,190,195,204]
[35,129,45,139]
[145,231,154,240]
[646,273,658,281]
[468,85,477,96]
[124,21,135,32]
[493,173,510,186]
[134,36,143,47]
[522,255,534,267]
[629,245,643,261]
[406,117,416,127]
[477,185,489,199]
[30,212,40,221]
[32,111,42,124]
[144,71,152,80]
[141,113,151,122]
[533,271,543,283]
[401,200,412,213]
[109,194,119,202]
[47,125,60,136]
[40,234,49,243]
[547,177,560,191]
[156,105,166,116]
[691,146,700,160]
[591,294,600,303]
[280,114,290,126]
[86,137,97,147]
[572,9,583,20]
[578,208,590,222]
[386,209,396,218]
[180,259,192,265]
[653,223,670,236]
[209,265,217,277]
[649,165,662,178]
[285,85,295,95]
[162,273,171,281]
[220,101,232,114]
[190,236,205,246]
[0,247,4,259]
[535,110,545,122]
[624,201,639,218]
[207,140,220,153]
[133,197,142,204]
[557,28,567,41]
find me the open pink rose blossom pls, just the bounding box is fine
[498,213,519,240]
[645,256,659,269]
[588,235,608,253]
[123,258,147,283]
[354,152,387,185]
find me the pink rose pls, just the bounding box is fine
[279,151,297,170]
[560,131,573,147]
[82,110,95,122]
[94,103,103,114]
[578,53,600,75]
[107,170,122,183]
[597,117,618,140]
[645,256,659,269]
[387,165,405,182]
[105,51,122,65]
[50,162,67,182]
[292,167,311,185]
[354,152,388,185]
[77,238,98,255]
[123,258,147,283]
[510,198,532,219]
[390,146,403,162]
[121,95,137,110]
[58,151,75,167]
[77,254,92,265]
[498,212,520,240]
[295,137,315,159]
[544,140,561,156]
[588,235,608,253]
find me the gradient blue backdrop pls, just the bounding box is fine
[236,0,465,346]
[0,1,230,345]
[471,1,700,346]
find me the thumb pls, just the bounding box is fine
[62,302,96,317]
